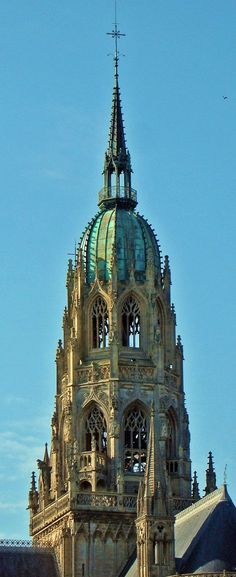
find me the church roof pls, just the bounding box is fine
[121,485,236,577]
[175,484,236,573]
[81,207,161,283]
[0,545,60,577]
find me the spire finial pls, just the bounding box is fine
[192,471,200,501]
[99,3,137,210]
[205,450,217,495]
[107,0,125,79]
[224,464,227,485]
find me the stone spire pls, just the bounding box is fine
[163,255,171,303]
[43,442,50,466]
[99,22,137,210]
[205,451,217,495]
[28,472,38,514]
[192,470,200,501]
[136,403,175,577]
[143,403,169,516]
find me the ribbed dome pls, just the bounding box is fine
[81,208,161,284]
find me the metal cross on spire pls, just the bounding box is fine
[107,0,125,77]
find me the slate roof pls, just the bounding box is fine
[122,485,236,577]
[0,545,60,577]
[175,484,236,573]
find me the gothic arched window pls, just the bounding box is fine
[166,410,178,474]
[166,411,177,459]
[122,295,140,348]
[92,296,109,349]
[124,407,147,473]
[85,405,107,453]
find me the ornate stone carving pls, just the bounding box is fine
[77,367,93,384]
[109,325,119,345]
[110,392,119,418]
[165,371,177,389]
[160,418,168,440]
[64,415,72,443]
[119,365,154,382]
[77,363,110,384]
[109,420,120,437]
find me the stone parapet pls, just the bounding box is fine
[77,492,137,513]
[31,493,69,534]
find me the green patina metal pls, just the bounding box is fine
[81,208,161,284]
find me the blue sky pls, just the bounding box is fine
[0,0,235,538]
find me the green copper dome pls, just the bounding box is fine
[81,208,161,283]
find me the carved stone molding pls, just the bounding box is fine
[79,386,109,411]
[119,365,154,382]
[109,419,120,438]
[77,362,110,384]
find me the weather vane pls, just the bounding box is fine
[107,0,125,74]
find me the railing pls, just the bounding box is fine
[171,497,193,514]
[98,186,137,204]
[0,539,32,548]
[0,539,52,550]
[77,492,137,512]
[31,492,69,533]
[79,451,107,471]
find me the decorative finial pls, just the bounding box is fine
[192,471,200,501]
[224,464,227,485]
[205,451,217,495]
[100,1,136,210]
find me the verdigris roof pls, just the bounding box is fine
[175,484,236,573]
[0,545,60,577]
[81,207,161,283]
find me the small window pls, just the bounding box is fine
[122,295,141,348]
[92,296,109,348]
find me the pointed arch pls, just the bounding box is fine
[121,293,141,348]
[82,403,108,453]
[78,480,92,492]
[91,294,110,349]
[155,297,165,343]
[166,407,178,459]
[58,414,68,489]
[123,402,148,473]
[166,407,178,475]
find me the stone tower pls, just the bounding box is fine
[28,35,192,577]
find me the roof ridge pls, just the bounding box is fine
[176,485,230,522]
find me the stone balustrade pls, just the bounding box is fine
[171,497,193,514]
[31,493,69,533]
[79,451,107,472]
[77,492,137,512]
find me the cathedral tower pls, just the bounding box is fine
[28,25,192,577]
